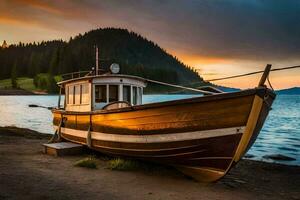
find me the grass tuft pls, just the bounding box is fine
[74,156,98,169]
[107,158,140,171]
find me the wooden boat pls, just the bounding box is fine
[52,64,275,182]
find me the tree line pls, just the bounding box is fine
[0,28,204,92]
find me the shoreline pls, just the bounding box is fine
[0,126,299,199]
[0,89,49,95]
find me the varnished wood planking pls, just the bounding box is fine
[225,93,275,174]
[176,166,225,182]
[245,95,274,153]
[53,95,254,134]
[59,130,241,171]
[90,96,252,127]
[233,95,263,162]
[58,111,248,134]
[76,115,90,130]
[91,108,250,132]
[65,115,77,129]
[52,112,61,126]
[91,135,240,158]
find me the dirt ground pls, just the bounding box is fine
[0,127,299,200]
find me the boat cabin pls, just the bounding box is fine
[59,74,147,112]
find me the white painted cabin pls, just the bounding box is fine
[61,74,147,112]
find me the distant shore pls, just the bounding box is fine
[0,89,48,95]
[0,89,35,95]
[0,126,299,200]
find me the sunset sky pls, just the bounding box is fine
[1,0,299,89]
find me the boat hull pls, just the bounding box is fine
[52,88,275,182]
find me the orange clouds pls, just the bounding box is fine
[176,54,228,65]
[169,51,300,89]
[0,16,21,25]
[0,0,88,38]
[0,15,41,27]
[1,0,86,23]
[13,0,64,15]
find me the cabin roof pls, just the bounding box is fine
[58,74,147,86]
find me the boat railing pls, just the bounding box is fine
[61,71,93,81]
[60,68,110,81]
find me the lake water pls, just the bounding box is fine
[0,95,299,166]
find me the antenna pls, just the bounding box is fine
[95,45,99,75]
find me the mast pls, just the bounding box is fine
[95,45,99,75]
[258,64,272,87]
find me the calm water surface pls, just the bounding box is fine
[0,94,299,165]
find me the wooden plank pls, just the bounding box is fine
[258,64,272,87]
[43,142,84,156]
[233,95,263,162]
[55,95,253,135]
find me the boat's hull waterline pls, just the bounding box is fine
[52,88,275,182]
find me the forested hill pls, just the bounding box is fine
[0,28,203,89]
[276,87,300,95]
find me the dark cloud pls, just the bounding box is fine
[90,0,300,61]
[1,0,300,61]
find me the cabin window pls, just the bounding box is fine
[72,86,75,104]
[109,85,119,102]
[66,86,69,104]
[67,86,75,104]
[67,86,74,104]
[74,85,81,104]
[132,86,137,105]
[66,83,89,105]
[81,84,89,104]
[123,85,131,103]
[138,87,142,104]
[80,85,82,104]
[95,85,107,103]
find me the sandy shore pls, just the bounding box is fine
[0,127,299,200]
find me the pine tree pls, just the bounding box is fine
[47,75,58,93]
[28,52,41,77]
[2,40,8,48]
[11,63,18,88]
[49,48,59,75]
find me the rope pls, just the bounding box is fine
[146,64,299,94]
[146,79,216,95]
[267,76,274,91]
[204,65,300,82]
[48,118,62,143]
[87,126,92,148]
